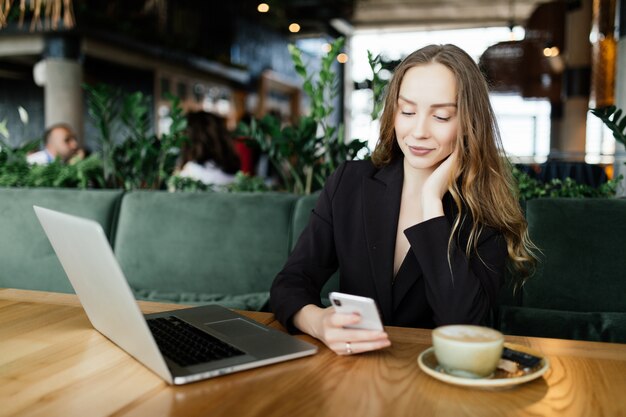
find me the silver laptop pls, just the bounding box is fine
[34,205,317,385]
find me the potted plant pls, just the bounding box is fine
[84,83,187,190]
[239,37,370,195]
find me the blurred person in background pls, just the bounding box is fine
[179,111,240,186]
[27,123,80,165]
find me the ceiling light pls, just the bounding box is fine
[257,3,269,13]
[289,23,301,33]
[322,43,332,53]
[337,53,348,64]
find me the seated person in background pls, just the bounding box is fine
[179,111,240,186]
[27,123,79,165]
[270,44,538,356]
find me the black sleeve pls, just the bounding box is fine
[404,216,506,326]
[270,163,347,332]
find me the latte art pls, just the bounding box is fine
[435,325,502,343]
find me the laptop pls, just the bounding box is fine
[33,205,317,385]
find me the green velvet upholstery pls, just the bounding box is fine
[113,191,299,308]
[499,198,626,342]
[523,198,626,311]
[133,289,270,311]
[0,188,123,293]
[499,305,626,343]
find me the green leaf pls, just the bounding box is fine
[0,119,9,140]
[618,116,626,132]
[612,109,623,124]
[590,105,626,147]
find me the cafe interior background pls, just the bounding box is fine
[2,4,626,414]
[0,0,624,195]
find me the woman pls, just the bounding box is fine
[179,111,240,185]
[270,44,537,356]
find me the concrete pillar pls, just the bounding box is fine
[32,34,83,144]
[615,0,626,194]
[558,0,593,161]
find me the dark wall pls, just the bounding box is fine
[231,17,340,119]
[231,17,298,81]
[76,0,235,64]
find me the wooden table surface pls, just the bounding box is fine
[1,288,625,417]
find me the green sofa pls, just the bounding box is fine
[497,198,626,343]
[1,188,624,343]
[0,187,313,311]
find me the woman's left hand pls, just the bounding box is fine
[423,150,458,201]
[419,151,457,221]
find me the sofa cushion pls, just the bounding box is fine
[114,191,298,300]
[133,289,269,311]
[0,187,123,293]
[523,198,626,312]
[499,305,626,343]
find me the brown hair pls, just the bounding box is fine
[372,44,537,286]
[182,111,240,174]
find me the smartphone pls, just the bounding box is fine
[329,292,384,331]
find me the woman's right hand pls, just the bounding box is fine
[293,305,391,355]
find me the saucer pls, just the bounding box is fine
[417,342,550,389]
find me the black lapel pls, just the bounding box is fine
[362,158,403,323]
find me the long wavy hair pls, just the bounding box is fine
[371,44,537,286]
[182,111,240,174]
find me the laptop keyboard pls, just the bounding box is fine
[147,316,245,367]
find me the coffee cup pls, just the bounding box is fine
[431,325,504,378]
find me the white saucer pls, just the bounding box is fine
[417,343,550,389]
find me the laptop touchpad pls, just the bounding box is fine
[205,318,268,338]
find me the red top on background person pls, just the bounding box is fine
[270,44,538,356]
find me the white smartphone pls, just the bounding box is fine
[329,292,384,331]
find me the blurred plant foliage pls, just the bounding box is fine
[0,85,187,190]
[512,167,621,200]
[367,50,388,121]
[222,172,269,192]
[168,172,268,193]
[84,83,187,190]
[238,37,371,195]
[0,136,104,188]
[167,175,212,192]
[0,107,104,188]
[1,39,390,194]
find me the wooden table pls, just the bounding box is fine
[1,288,625,417]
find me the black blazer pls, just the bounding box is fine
[270,159,507,332]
